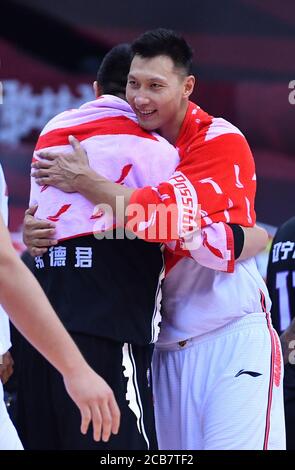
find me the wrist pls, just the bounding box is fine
[59,353,89,379]
[73,168,100,192]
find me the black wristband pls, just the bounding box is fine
[228,224,245,259]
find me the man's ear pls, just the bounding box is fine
[93,81,103,98]
[183,75,195,99]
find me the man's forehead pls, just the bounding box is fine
[129,54,177,79]
[130,55,174,73]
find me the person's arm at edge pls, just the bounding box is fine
[0,214,120,441]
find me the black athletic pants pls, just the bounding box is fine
[16,333,157,450]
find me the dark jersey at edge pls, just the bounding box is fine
[267,216,295,335]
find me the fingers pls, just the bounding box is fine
[25,205,38,217]
[28,234,57,257]
[28,228,56,241]
[31,161,53,171]
[97,393,120,442]
[90,405,103,442]
[99,401,113,442]
[35,177,51,186]
[35,151,61,161]
[31,247,49,257]
[69,135,89,164]
[109,395,121,436]
[65,368,121,443]
[24,210,55,230]
[80,406,92,436]
[31,237,57,248]
[69,135,80,149]
[79,397,120,443]
[23,208,57,255]
[80,405,104,442]
[31,171,63,188]
[31,168,52,179]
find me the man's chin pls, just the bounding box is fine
[138,119,158,132]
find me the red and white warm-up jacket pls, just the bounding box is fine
[127,102,270,343]
[127,101,257,274]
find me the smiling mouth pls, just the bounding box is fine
[136,109,156,118]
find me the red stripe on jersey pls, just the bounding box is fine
[35,116,158,150]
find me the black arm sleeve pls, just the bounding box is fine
[228,224,245,259]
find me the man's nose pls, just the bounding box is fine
[134,94,150,107]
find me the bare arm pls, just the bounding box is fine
[0,215,120,441]
[238,225,269,260]
[64,174,268,261]
[71,166,132,212]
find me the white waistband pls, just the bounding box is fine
[156,313,271,351]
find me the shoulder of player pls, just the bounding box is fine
[188,115,244,145]
[186,119,248,152]
[204,117,245,141]
[39,107,83,136]
[185,105,246,146]
[39,96,126,135]
[274,216,295,241]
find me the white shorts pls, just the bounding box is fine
[152,313,286,450]
[0,381,23,450]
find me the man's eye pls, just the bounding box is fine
[151,84,162,88]
[128,80,137,87]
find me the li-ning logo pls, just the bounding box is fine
[47,204,71,222]
[235,369,262,378]
[115,164,133,184]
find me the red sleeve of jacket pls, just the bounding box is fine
[126,132,256,272]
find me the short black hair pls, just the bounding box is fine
[97,43,132,97]
[131,28,193,75]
